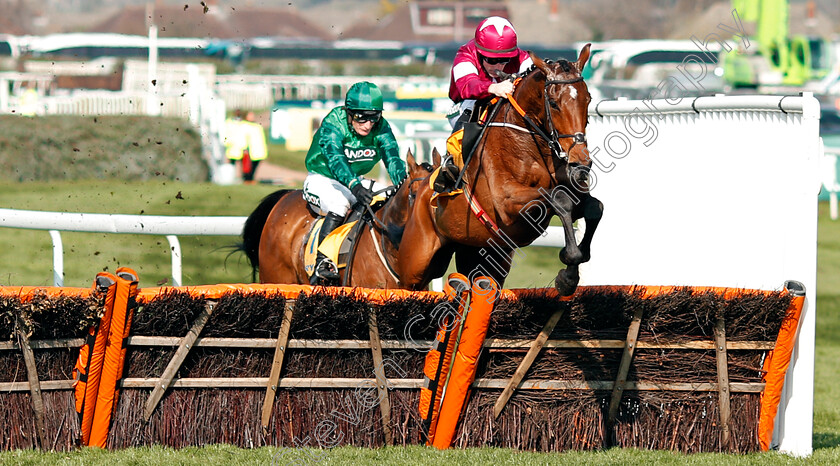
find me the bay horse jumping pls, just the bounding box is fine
[239,151,437,288]
[241,45,600,294]
[397,45,602,295]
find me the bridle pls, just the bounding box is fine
[504,73,587,161]
[543,76,587,160]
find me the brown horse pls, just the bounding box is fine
[397,45,602,294]
[239,151,438,288]
[242,45,599,294]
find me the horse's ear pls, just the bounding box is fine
[575,43,592,72]
[405,149,418,172]
[431,147,442,167]
[529,51,549,75]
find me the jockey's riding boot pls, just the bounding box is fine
[452,108,472,133]
[433,155,460,193]
[311,213,343,285]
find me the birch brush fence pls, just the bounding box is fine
[0,278,803,453]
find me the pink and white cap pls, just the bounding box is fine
[474,16,519,58]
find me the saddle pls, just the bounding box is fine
[432,100,497,196]
[303,194,387,283]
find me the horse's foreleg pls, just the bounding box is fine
[553,195,602,296]
[552,211,582,296]
[550,189,584,266]
[572,195,604,263]
[400,243,454,291]
[548,187,591,296]
[397,224,450,290]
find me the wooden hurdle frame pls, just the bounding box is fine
[0,281,800,452]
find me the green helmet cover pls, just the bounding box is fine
[345,81,383,111]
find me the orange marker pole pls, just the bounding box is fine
[89,268,139,448]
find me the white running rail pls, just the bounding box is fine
[0,209,244,287]
[0,208,567,288]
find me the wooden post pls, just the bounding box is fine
[260,300,295,435]
[143,300,216,421]
[16,316,49,451]
[493,308,566,418]
[714,316,732,447]
[607,306,644,425]
[368,307,393,445]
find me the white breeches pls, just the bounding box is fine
[302,173,389,217]
[446,99,477,128]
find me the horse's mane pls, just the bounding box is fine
[521,58,577,80]
[377,161,433,206]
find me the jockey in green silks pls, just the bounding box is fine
[302,81,407,284]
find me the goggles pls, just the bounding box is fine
[481,55,511,65]
[350,110,382,124]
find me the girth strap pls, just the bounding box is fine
[462,185,502,236]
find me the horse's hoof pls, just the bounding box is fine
[555,268,580,296]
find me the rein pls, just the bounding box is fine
[346,175,429,285]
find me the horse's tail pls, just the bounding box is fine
[235,189,293,282]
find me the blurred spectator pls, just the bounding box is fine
[18,82,40,117]
[241,111,267,184]
[223,109,247,180]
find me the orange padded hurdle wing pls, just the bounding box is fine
[420,273,469,445]
[88,268,140,448]
[111,268,140,416]
[758,281,807,451]
[73,272,118,447]
[431,276,497,450]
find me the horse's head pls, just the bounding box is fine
[530,44,592,190]
[379,149,434,243]
[405,149,436,195]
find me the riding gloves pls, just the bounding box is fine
[488,80,514,98]
[350,183,374,206]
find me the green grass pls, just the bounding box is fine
[2,443,839,465]
[266,143,307,173]
[1,185,840,462]
[814,205,840,457]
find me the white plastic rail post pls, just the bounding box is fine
[166,235,182,287]
[48,230,63,287]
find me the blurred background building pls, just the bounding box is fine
[2,0,840,183]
